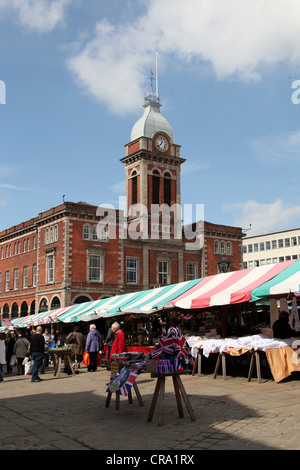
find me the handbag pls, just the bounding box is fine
[82,351,90,366]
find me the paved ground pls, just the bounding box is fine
[0,363,299,452]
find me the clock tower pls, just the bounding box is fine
[121,92,186,241]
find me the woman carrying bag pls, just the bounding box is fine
[85,324,103,372]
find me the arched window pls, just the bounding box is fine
[131,170,138,206]
[50,227,54,243]
[45,228,49,244]
[54,225,58,241]
[83,224,90,240]
[220,241,225,254]
[51,296,60,309]
[152,169,160,205]
[214,240,219,254]
[92,225,98,241]
[164,172,171,206]
[11,302,18,318]
[21,301,28,317]
[3,304,9,318]
[227,242,232,255]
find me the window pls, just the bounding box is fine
[152,170,160,205]
[92,225,98,241]
[291,237,297,246]
[47,255,54,283]
[101,226,109,242]
[158,261,169,285]
[54,225,58,242]
[131,172,138,206]
[260,242,264,251]
[254,243,258,252]
[278,239,283,248]
[186,262,197,280]
[45,228,49,244]
[33,264,37,287]
[14,243,17,255]
[126,258,138,284]
[83,224,90,240]
[265,241,271,250]
[214,240,219,254]
[27,238,30,250]
[50,227,54,243]
[226,242,232,255]
[14,269,19,290]
[260,259,266,266]
[1,247,3,258]
[248,244,253,253]
[23,266,28,288]
[164,172,171,206]
[285,238,290,248]
[220,241,225,254]
[272,257,278,264]
[242,245,247,254]
[272,240,277,249]
[89,254,102,282]
[23,239,26,252]
[33,236,36,249]
[5,271,10,291]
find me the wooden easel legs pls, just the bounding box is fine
[147,374,196,426]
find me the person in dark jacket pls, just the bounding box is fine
[272,311,300,339]
[5,332,15,374]
[85,324,103,372]
[29,326,45,382]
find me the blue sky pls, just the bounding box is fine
[1,0,300,236]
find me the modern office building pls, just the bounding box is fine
[242,227,300,269]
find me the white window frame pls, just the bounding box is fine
[89,254,102,282]
[5,271,10,291]
[47,254,54,284]
[126,258,138,284]
[14,268,19,290]
[83,224,90,240]
[186,262,198,280]
[23,266,28,288]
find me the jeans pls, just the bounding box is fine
[0,364,3,381]
[31,352,44,381]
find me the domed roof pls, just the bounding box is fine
[130,95,174,144]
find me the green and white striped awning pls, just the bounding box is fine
[251,258,300,301]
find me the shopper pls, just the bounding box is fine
[14,332,29,375]
[5,332,15,374]
[66,326,85,366]
[85,324,103,372]
[109,322,126,359]
[105,326,115,361]
[0,334,6,382]
[29,326,45,382]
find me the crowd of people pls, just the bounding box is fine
[0,321,126,383]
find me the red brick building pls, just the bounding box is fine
[0,94,244,322]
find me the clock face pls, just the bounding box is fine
[155,136,168,152]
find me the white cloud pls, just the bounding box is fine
[67,0,300,114]
[223,198,300,234]
[250,129,300,164]
[0,0,71,32]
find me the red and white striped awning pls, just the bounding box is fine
[170,260,296,309]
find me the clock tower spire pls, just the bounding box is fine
[121,76,185,241]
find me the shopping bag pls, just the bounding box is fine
[82,351,90,366]
[24,358,33,375]
[9,355,16,367]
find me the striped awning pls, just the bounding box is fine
[170,260,297,310]
[251,258,300,301]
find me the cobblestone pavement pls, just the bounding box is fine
[0,364,299,451]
